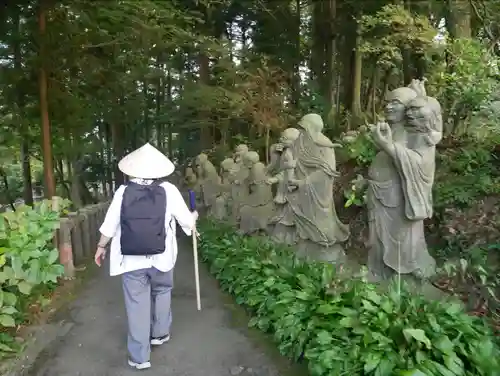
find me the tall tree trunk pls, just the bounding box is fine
[447,0,472,38]
[0,168,16,211]
[111,118,124,188]
[143,79,149,142]
[198,52,212,150]
[310,1,325,82]
[166,65,173,159]
[38,0,55,199]
[291,0,301,109]
[350,28,363,127]
[322,0,337,114]
[14,5,33,206]
[99,120,108,197]
[155,56,163,150]
[104,121,113,194]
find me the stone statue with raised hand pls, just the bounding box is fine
[194,153,220,214]
[366,79,441,280]
[230,144,250,223]
[184,165,197,190]
[239,151,275,234]
[269,113,349,262]
[213,158,236,221]
[266,128,300,205]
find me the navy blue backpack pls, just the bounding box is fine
[120,181,167,256]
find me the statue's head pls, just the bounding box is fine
[234,144,248,163]
[298,113,324,133]
[243,151,259,168]
[194,153,208,175]
[250,162,266,181]
[220,158,235,175]
[385,87,418,124]
[405,96,442,146]
[279,127,300,147]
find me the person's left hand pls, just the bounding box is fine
[94,246,106,267]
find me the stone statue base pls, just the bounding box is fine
[368,246,437,281]
[296,240,346,264]
[366,272,448,301]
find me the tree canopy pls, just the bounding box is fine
[0,0,498,210]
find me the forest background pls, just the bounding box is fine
[0,0,499,342]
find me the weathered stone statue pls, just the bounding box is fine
[230,145,250,223]
[366,80,441,280]
[213,158,236,221]
[266,143,281,176]
[194,153,220,213]
[266,128,300,205]
[233,144,249,164]
[239,152,274,234]
[184,166,197,190]
[269,113,349,262]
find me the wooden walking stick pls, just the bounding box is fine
[188,190,202,311]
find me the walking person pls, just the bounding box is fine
[94,143,198,370]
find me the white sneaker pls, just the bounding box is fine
[150,334,170,346]
[128,359,151,370]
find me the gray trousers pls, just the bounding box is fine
[122,267,173,363]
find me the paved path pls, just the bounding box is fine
[27,238,300,376]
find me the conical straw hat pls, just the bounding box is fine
[118,143,175,179]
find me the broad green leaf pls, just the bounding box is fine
[18,281,33,295]
[10,256,24,278]
[398,370,426,376]
[315,330,333,346]
[364,352,382,373]
[402,328,431,349]
[3,292,16,306]
[47,249,59,265]
[1,306,17,315]
[375,358,395,376]
[434,335,454,355]
[0,314,16,327]
[0,342,16,352]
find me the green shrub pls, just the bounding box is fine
[433,139,500,210]
[0,200,67,357]
[340,127,377,168]
[199,219,500,376]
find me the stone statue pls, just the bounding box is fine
[266,143,281,176]
[269,113,349,262]
[213,158,236,221]
[184,166,197,190]
[266,128,300,205]
[366,80,441,280]
[239,152,275,234]
[234,144,249,164]
[230,144,250,223]
[194,153,220,213]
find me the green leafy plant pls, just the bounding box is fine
[427,38,500,136]
[199,219,500,376]
[340,127,377,167]
[433,140,500,210]
[435,244,500,329]
[0,199,68,357]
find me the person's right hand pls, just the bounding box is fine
[192,210,199,221]
[94,246,106,267]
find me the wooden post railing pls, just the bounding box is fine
[56,202,110,278]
